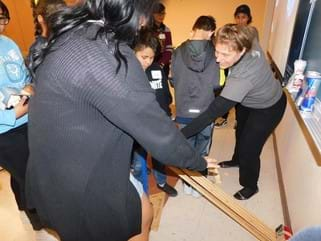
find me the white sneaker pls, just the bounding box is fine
[183,183,192,195]
[35,229,59,241]
[192,188,201,198]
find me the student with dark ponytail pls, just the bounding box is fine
[28,0,65,68]
[26,1,216,240]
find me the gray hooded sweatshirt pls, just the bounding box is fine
[172,40,220,122]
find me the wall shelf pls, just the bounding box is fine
[268,51,321,166]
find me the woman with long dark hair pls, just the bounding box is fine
[26,1,214,240]
[0,0,45,234]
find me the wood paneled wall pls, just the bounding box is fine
[2,0,34,56]
[1,0,269,55]
[1,0,79,56]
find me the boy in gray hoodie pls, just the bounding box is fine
[171,15,220,197]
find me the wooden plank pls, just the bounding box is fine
[150,192,166,231]
[170,167,285,241]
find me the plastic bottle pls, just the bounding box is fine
[286,59,307,99]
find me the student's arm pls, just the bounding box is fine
[0,40,30,126]
[181,96,237,138]
[168,50,176,87]
[14,97,29,119]
[159,29,173,66]
[162,71,172,105]
[84,50,208,171]
[11,39,32,85]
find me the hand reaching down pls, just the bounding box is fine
[21,84,34,96]
[14,96,29,119]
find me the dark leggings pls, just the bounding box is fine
[0,124,43,230]
[232,92,287,189]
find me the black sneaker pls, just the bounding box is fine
[234,187,259,200]
[157,183,178,197]
[218,160,239,168]
[214,119,228,128]
[24,209,44,230]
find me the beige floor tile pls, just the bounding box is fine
[0,171,36,241]
[150,113,284,241]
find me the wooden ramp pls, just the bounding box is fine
[170,167,284,241]
[149,192,166,231]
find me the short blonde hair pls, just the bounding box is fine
[215,24,254,52]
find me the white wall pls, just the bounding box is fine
[268,0,300,74]
[275,99,321,231]
[164,0,267,48]
[261,0,276,51]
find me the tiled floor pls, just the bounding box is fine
[0,112,284,241]
[0,171,37,241]
[150,114,284,241]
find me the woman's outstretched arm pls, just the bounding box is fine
[181,96,237,138]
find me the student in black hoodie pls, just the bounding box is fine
[132,28,177,197]
[171,15,220,197]
[181,24,286,200]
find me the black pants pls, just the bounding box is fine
[232,92,287,189]
[0,124,43,230]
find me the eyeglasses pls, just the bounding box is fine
[155,12,166,16]
[0,16,9,25]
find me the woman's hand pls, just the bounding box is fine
[14,96,29,119]
[21,84,34,96]
[204,156,220,169]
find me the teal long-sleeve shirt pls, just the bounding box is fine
[0,35,30,134]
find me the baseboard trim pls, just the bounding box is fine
[272,132,292,227]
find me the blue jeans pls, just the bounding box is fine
[132,148,149,193]
[151,158,167,185]
[178,123,214,175]
[132,147,167,192]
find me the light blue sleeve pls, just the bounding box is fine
[23,63,32,85]
[13,41,32,85]
[0,36,29,134]
[0,108,16,126]
[0,108,28,134]
[7,38,31,85]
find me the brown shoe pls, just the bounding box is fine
[157,183,178,197]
